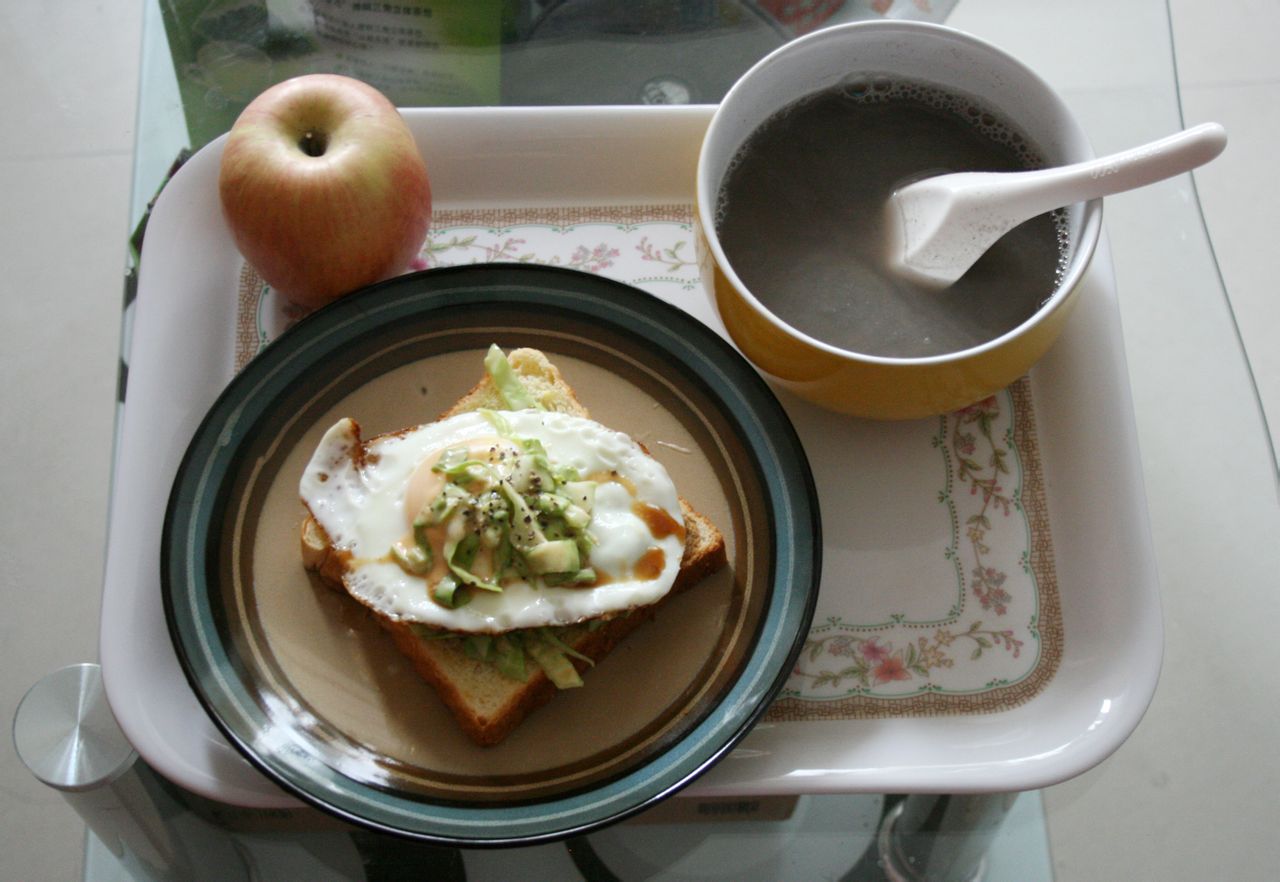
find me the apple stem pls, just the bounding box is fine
[299,130,328,157]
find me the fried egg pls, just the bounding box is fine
[299,409,686,634]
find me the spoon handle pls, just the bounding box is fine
[976,122,1228,222]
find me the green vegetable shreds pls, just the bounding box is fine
[388,346,599,610]
[484,344,539,410]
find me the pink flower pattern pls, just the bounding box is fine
[873,655,912,684]
[861,637,891,662]
[792,622,1024,693]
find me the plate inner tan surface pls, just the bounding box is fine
[229,337,762,801]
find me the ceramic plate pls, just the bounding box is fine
[161,264,820,844]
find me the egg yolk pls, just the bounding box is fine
[396,437,514,584]
[403,437,514,527]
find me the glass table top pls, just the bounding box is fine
[103,0,1280,879]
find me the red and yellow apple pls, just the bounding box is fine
[218,74,432,310]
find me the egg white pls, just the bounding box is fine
[299,409,685,633]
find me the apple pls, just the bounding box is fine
[218,74,432,310]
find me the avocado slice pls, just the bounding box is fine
[525,539,580,575]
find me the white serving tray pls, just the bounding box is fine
[100,106,1161,809]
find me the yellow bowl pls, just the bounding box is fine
[696,22,1103,420]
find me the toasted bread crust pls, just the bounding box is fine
[300,348,727,746]
[441,348,587,420]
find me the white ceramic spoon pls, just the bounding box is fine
[886,122,1228,288]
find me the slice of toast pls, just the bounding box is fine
[301,348,728,746]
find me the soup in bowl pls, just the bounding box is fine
[696,21,1102,419]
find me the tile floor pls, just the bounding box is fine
[1171,0,1280,461]
[1,1,1276,879]
[1,4,144,882]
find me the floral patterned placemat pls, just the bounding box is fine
[765,377,1062,720]
[235,204,1062,720]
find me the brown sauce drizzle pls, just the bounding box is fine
[635,546,666,581]
[584,570,614,588]
[632,501,686,543]
[587,470,637,496]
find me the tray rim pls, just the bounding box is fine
[99,104,1162,808]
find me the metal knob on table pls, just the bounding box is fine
[12,663,247,882]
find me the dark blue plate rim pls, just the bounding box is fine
[161,264,820,846]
